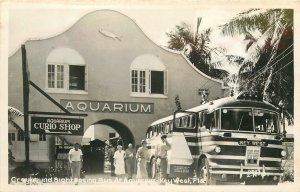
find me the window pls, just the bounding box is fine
[39,134,46,141]
[17,132,24,141]
[47,64,64,88]
[151,71,164,94]
[46,47,87,93]
[253,109,279,133]
[47,64,86,91]
[130,54,167,97]
[169,121,173,132]
[165,122,169,133]
[48,64,56,88]
[69,66,85,90]
[131,70,146,93]
[221,108,253,132]
[8,133,15,144]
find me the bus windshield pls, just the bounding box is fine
[253,109,279,133]
[221,108,253,131]
[221,108,279,133]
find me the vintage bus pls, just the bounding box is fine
[145,94,286,185]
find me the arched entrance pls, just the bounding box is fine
[81,119,135,175]
[93,119,135,147]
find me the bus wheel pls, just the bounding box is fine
[197,158,216,185]
[151,158,157,179]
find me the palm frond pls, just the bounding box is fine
[220,9,271,36]
[240,25,274,68]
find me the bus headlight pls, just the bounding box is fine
[215,146,221,153]
[281,150,286,157]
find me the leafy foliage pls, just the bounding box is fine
[166,22,226,79]
[220,9,294,122]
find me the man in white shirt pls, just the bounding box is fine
[68,143,83,185]
[155,134,171,184]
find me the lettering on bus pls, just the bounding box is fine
[238,140,268,146]
[60,100,154,114]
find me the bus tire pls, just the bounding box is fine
[197,158,216,185]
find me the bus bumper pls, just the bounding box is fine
[209,164,284,183]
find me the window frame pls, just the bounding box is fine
[17,132,25,141]
[46,63,88,94]
[130,69,168,98]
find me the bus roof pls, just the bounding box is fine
[150,97,279,126]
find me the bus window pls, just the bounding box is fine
[253,109,279,133]
[169,121,173,132]
[165,122,169,133]
[158,125,161,135]
[215,109,220,129]
[183,116,188,127]
[174,112,196,129]
[175,118,180,127]
[221,108,253,131]
[211,112,216,130]
[198,111,207,128]
[190,114,196,127]
[203,111,211,130]
[198,112,202,128]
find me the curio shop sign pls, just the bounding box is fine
[31,116,84,135]
[60,100,154,114]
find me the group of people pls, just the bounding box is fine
[108,139,149,180]
[68,134,171,185]
[108,134,171,183]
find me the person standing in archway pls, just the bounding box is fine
[124,143,135,179]
[113,145,126,178]
[136,140,149,179]
[108,144,116,176]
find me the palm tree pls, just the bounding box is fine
[166,20,226,79]
[212,55,244,95]
[220,9,294,123]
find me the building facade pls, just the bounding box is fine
[8,10,229,165]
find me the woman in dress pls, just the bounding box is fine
[136,140,149,179]
[113,145,125,178]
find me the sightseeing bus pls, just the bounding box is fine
[145,94,286,185]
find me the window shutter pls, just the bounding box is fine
[164,70,168,95]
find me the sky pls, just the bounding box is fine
[8,7,247,58]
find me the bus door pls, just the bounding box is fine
[169,111,198,177]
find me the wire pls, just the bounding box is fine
[239,47,293,89]
[241,43,293,85]
[198,43,293,99]
[238,60,293,95]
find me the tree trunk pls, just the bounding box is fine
[263,68,273,101]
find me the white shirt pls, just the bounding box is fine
[69,148,83,161]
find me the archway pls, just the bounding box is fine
[92,119,135,148]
